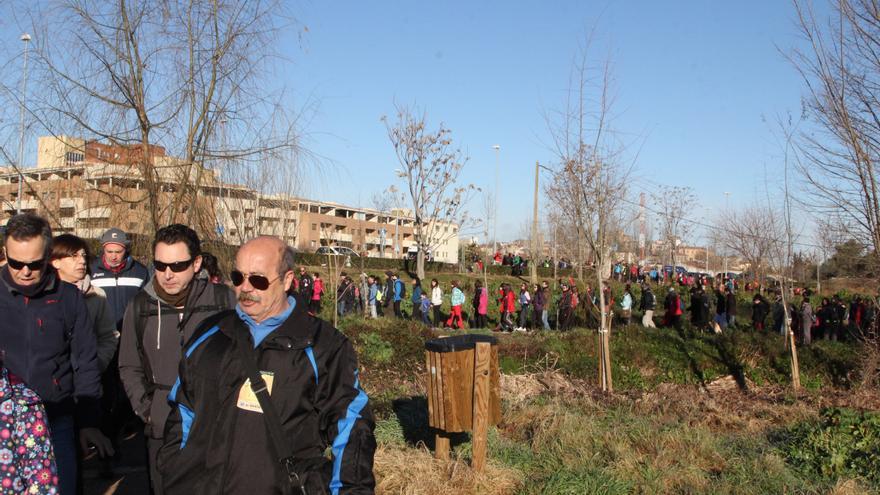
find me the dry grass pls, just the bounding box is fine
[374,444,523,495]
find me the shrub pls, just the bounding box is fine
[775,408,880,487]
[359,332,395,365]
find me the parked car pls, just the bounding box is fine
[406,246,433,262]
[315,246,360,257]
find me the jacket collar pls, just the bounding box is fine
[1,267,57,298]
[229,294,314,349]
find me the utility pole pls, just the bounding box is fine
[492,145,500,256]
[530,161,539,284]
[552,223,558,288]
[16,33,32,214]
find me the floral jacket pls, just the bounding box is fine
[0,367,58,494]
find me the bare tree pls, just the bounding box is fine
[652,186,696,273]
[717,206,781,285]
[790,0,880,268]
[18,0,303,239]
[382,104,479,280]
[370,191,395,258]
[544,34,631,392]
[766,116,803,391]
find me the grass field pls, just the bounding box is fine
[314,267,880,495]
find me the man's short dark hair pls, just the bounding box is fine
[153,224,201,258]
[280,245,296,277]
[5,213,52,257]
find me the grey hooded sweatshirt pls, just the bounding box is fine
[119,276,235,438]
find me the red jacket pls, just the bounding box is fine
[504,290,516,313]
[311,278,324,301]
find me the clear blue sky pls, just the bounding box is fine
[284,0,823,242]
[0,1,828,243]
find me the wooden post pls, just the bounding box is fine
[471,342,491,471]
[603,330,613,392]
[788,322,801,391]
[435,433,451,461]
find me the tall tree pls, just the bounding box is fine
[544,34,631,392]
[20,0,303,239]
[383,104,478,281]
[790,0,880,270]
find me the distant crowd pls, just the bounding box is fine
[312,261,876,346]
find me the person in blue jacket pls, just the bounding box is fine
[391,273,404,318]
[410,279,423,321]
[0,213,111,494]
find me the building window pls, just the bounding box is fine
[310,240,316,248]
[65,152,84,165]
[311,223,317,231]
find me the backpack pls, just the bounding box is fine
[375,288,383,303]
[571,291,579,307]
[133,284,231,393]
[397,280,406,299]
[648,291,656,307]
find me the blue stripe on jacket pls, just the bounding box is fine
[328,371,369,494]
[168,325,221,449]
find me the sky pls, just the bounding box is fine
[0,1,831,245]
[281,0,825,243]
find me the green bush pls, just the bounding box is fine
[359,332,394,365]
[775,408,880,487]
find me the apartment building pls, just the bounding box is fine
[0,135,459,263]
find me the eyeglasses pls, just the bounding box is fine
[154,259,194,273]
[230,270,280,290]
[7,256,45,271]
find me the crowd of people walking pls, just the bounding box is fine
[319,264,876,346]
[0,210,875,494]
[0,213,376,494]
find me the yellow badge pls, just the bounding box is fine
[236,372,275,413]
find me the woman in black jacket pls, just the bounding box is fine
[752,293,770,331]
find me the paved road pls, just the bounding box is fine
[82,430,151,495]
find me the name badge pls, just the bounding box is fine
[236,372,275,413]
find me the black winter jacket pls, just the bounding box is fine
[158,296,376,494]
[90,256,150,328]
[0,269,101,425]
[118,278,236,439]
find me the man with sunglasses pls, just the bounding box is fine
[118,224,235,494]
[0,213,105,494]
[159,236,376,494]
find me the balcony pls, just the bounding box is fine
[60,197,82,209]
[77,206,111,219]
[322,232,352,243]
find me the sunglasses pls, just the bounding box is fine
[231,270,280,290]
[154,259,194,273]
[7,256,45,271]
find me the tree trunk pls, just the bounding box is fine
[596,251,612,393]
[781,284,801,391]
[417,247,426,281]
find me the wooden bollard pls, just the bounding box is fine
[471,341,491,471]
[425,334,500,471]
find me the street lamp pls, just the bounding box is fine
[16,33,32,214]
[492,144,500,256]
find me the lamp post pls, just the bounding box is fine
[492,145,500,257]
[722,192,731,280]
[16,33,32,214]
